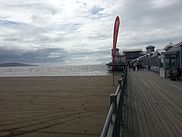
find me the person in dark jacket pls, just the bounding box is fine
[170,68,181,81]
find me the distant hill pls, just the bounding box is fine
[0,63,37,67]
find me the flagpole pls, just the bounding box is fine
[112,67,115,86]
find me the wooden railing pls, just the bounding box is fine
[100,68,127,137]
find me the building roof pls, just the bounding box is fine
[164,42,174,51]
[175,41,182,47]
[156,49,166,54]
[146,45,155,49]
[152,49,166,57]
[167,41,182,52]
[123,49,142,53]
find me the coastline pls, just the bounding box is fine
[0,75,120,137]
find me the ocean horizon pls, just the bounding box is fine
[0,64,111,77]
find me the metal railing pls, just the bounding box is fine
[100,68,127,137]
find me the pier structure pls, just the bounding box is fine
[101,68,182,137]
[106,48,125,71]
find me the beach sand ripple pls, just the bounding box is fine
[0,76,119,137]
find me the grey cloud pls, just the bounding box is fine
[69,49,110,59]
[118,0,182,49]
[0,47,68,64]
[0,19,45,34]
[121,0,182,28]
[1,32,68,47]
[45,23,80,33]
[0,45,110,65]
[0,19,81,35]
[0,0,182,65]
[30,34,72,45]
[0,19,29,29]
[31,15,51,24]
[0,19,81,46]
[67,49,110,64]
[3,38,20,42]
[87,34,110,40]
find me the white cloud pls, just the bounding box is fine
[0,0,182,64]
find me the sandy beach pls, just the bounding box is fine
[0,75,120,137]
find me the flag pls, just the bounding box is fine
[112,16,120,69]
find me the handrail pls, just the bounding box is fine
[115,84,121,95]
[100,66,127,137]
[100,103,115,137]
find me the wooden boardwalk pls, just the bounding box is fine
[123,70,182,137]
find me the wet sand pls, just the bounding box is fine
[0,76,120,137]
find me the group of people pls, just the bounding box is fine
[127,59,181,81]
[128,60,144,71]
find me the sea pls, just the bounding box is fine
[0,64,111,77]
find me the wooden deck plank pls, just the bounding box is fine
[131,74,164,137]
[133,82,158,137]
[125,81,134,137]
[124,70,182,137]
[138,79,165,137]
[148,79,182,137]
[145,74,182,136]
[139,72,179,137]
[140,79,175,137]
[131,80,150,137]
[130,85,140,137]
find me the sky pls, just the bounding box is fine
[0,0,182,65]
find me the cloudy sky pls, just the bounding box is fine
[0,0,182,65]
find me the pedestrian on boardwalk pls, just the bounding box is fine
[128,62,131,70]
[133,62,136,71]
[141,62,144,70]
[139,61,142,70]
[136,61,140,71]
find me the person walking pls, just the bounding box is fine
[136,61,140,71]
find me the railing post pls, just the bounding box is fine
[110,94,117,112]
[118,79,123,90]
[122,69,127,131]
[110,94,117,137]
[118,79,123,137]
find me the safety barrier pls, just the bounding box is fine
[100,68,127,137]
